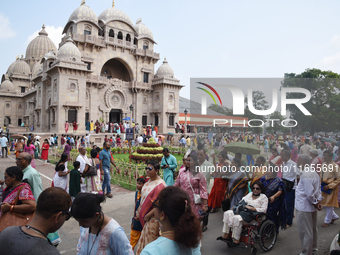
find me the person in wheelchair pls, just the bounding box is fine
[217,181,268,247]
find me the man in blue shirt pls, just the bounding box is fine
[160,148,177,186]
[99,142,119,198]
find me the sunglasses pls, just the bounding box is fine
[54,210,72,221]
[253,187,260,191]
[152,199,159,209]
[145,167,153,171]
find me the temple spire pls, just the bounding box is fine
[112,0,115,7]
[81,0,85,6]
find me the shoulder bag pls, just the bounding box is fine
[0,185,34,233]
[83,158,97,177]
[188,173,203,204]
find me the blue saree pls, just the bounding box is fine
[260,176,287,232]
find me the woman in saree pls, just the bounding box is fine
[0,166,36,220]
[95,120,100,134]
[269,148,283,178]
[34,138,40,159]
[208,151,230,213]
[224,158,248,209]
[174,153,208,218]
[100,121,105,133]
[260,162,286,233]
[250,156,267,186]
[83,149,103,194]
[65,121,69,133]
[24,139,36,168]
[136,161,166,255]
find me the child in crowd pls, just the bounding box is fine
[69,161,81,201]
[130,177,146,250]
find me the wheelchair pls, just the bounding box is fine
[222,213,277,255]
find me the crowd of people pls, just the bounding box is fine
[1,130,340,254]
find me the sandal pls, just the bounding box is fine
[217,236,232,243]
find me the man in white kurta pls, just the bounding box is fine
[296,154,323,255]
[76,146,89,193]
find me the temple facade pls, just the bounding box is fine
[0,1,183,134]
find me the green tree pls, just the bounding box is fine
[281,68,340,135]
[208,104,233,116]
[265,111,289,134]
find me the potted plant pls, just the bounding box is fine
[111,148,117,154]
[117,147,121,154]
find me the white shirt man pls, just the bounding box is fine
[295,155,323,255]
[49,136,54,146]
[85,134,90,148]
[76,147,89,193]
[300,142,312,155]
[138,135,143,144]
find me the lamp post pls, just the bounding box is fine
[129,104,133,161]
[184,109,188,135]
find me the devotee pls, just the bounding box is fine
[250,156,266,185]
[260,161,286,233]
[296,154,323,255]
[136,161,166,254]
[72,193,133,254]
[300,138,312,155]
[217,180,268,247]
[141,186,201,254]
[16,152,43,201]
[310,149,323,175]
[53,153,71,191]
[76,146,89,193]
[160,148,177,186]
[41,139,50,165]
[0,187,71,255]
[281,149,298,227]
[83,149,103,194]
[321,150,340,227]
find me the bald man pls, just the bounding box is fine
[16,152,43,201]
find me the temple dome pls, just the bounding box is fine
[0,77,15,92]
[68,3,98,24]
[98,7,134,27]
[7,56,30,76]
[25,25,57,62]
[155,58,174,78]
[57,37,82,62]
[32,61,43,78]
[135,18,153,40]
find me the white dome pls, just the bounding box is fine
[26,25,57,62]
[0,77,15,92]
[155,58,174,78]
[135,18,153,40]
[7,56,31,76]
[68,4,98,25]
[98,7,134,27]
[57,37,82,62]
[32,62,43,78]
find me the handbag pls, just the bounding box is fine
[0,185,34,233]
[188,173,203,204]
[83,158,97,177]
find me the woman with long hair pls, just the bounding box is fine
[174,153,208,218]
[24,139,36,168]
[83,149,103,194]
[141,186,201,254]
[136,161,166,254]
[71,193,133,254]
[53,153,71,191]
[63,140,72,169]
[0,167,36,220]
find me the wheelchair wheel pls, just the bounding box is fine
[259,220,277,251]
[251,246,257,255]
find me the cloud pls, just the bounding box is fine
[320,51,340,66]
[0,13,16,41]
[25,25,63,49]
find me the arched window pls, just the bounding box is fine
[118,31,123,40]
[98,29,104,37]
[109,29,114,38]
[143,41,149,50]
[126,34,131,42]
[134,38,137,45]
[84,25,91,35]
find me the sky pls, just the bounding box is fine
[1,0,340,103]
